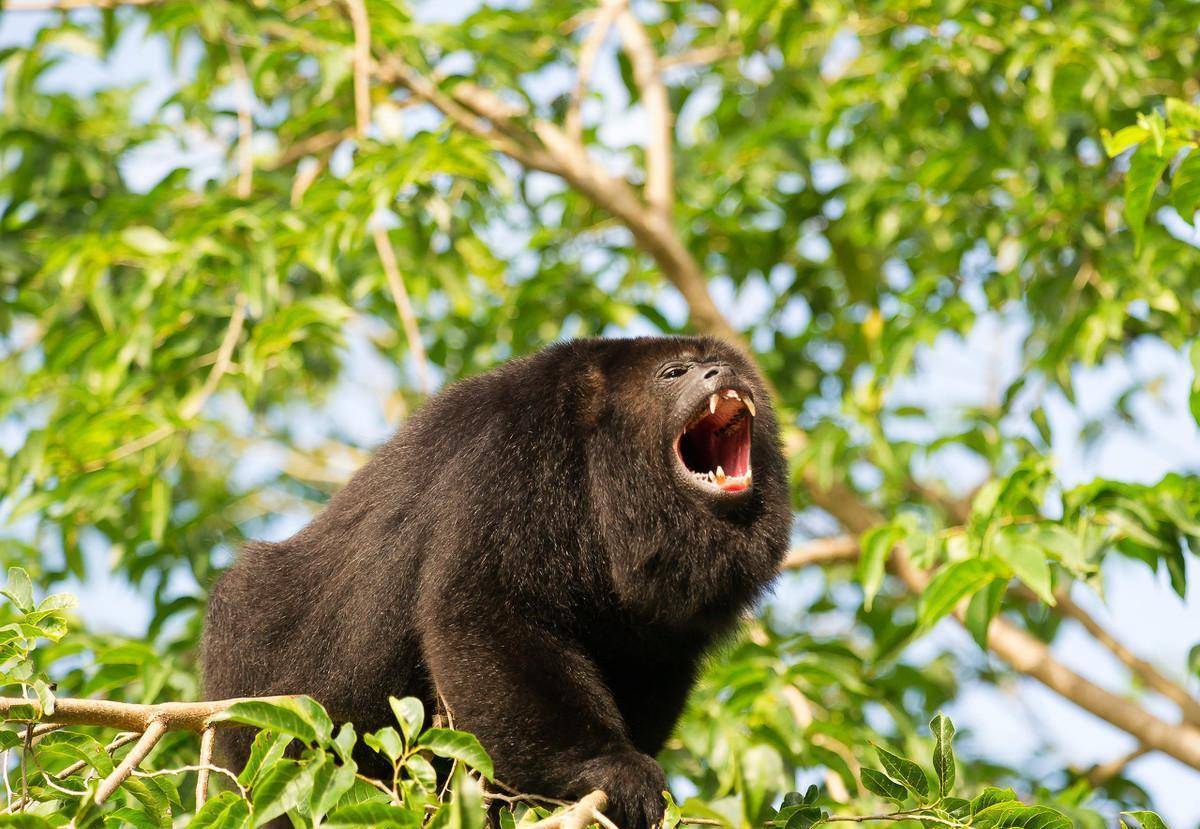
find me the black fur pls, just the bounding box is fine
[202,336,791,829]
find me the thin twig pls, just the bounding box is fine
[225,37,255,199]
[95,719,167,804]
[181,293,248,419]
[566,0,624,143]
[134,762,246,800]
[372,226,431,396]
[613,5,672,218]
[342,0,373,137]
[1084,744,1151,787]
[4,732,139,814]
[195,726,216,807]
[83,293,247,471]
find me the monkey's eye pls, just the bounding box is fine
[660,364,689,380]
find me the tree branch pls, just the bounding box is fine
[566,0,623,144]
[0,695,294,733]
[612,4,673,218]
[95,719,166,804]
[1050,589,1200,727]
[195,726,216,807]
[373,53,742,345]
[1083,744,1150,787]
[341,0,372,138]
[225,37,254,200]
[526,790,609,829]
[783,508,1200,771]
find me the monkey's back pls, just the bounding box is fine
[201,345,596,740]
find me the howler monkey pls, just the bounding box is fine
[202,336,792,829]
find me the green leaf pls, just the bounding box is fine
[251,760,312,827]
[973,803,1071,829]
[186,792,251,829]
[309,754,358,820]
[1166,97,1200,131]
[405,754,437,793]
[120,226,176,256]
[1124,143,1170,253]
[389,696,424,745]
[1123,811,1171,829]
[0,817,59,828]
[238,731,291,787]
[859,768,908,802]
[1189,341,1200,427]
[971,788,1017,815]
[872,745,929,800]
[326,803,421,828]
[3,569,33,613]
[858,524,903,610]
[364,727,404,763]
[964,579,1005,650]
[918,559,1004,628]
[214,700,317,744]
[929,714,955,797]
[1100,125,1149,157]
[992,532,1055,605]
[1171,152,1200,221]
[418,728,494,780]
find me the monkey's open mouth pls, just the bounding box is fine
[676,389,754,494]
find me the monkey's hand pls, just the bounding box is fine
[570,752,667,829]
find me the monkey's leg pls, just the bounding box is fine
[419,608,667,829]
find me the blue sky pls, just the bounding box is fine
[2,2,1200,824]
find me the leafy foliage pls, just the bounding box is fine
[1,0,1199,825]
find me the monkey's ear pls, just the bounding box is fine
[574,365,606,430]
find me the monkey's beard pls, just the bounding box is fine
[676,390,753,494]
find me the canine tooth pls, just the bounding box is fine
[716,466,725,482]
[709,393,718,414]
[744,397,757,417]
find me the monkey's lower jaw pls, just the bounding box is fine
[676,389,754,494]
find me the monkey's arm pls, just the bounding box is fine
[418,602,666,829]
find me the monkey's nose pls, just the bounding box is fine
[701,363,733,385]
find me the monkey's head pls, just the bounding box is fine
[576,336,792,624]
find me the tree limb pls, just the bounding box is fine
[95,719,166,804]
[566,0,623,143]
[612,4,673,218]
[1051,588,1200,728]
[341,0,372,138]
[526,790,609,829]
[195,726,216,807]
[373,54,741,345]
[225,37,254,200]
[785,494,1200,771]
[0,695,294,733]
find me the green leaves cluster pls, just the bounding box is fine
[0,567,76,717]
[765,715,1171,829]
[2,0,1199,824]
[1102,98,1200,251]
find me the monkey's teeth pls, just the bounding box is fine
[716,465,726,483]
[724,389,739,399]
[709,393,719,414]
[745,397,756,417]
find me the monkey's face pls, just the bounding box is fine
[657,358,759,500]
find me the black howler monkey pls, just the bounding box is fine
[202,336,792,829]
